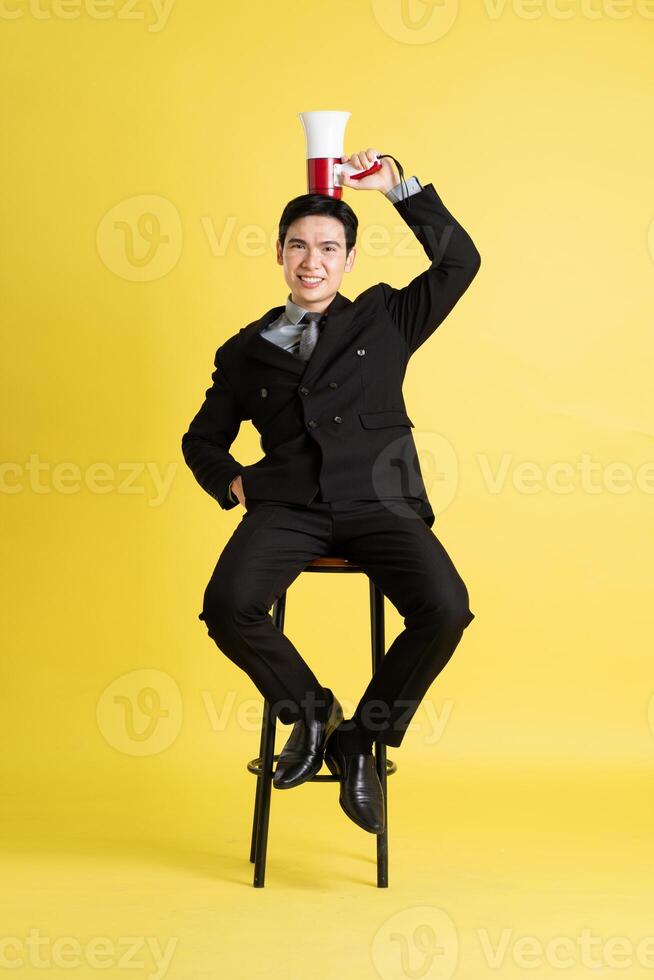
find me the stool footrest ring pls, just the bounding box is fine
[247,753,397,780]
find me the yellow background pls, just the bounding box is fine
[2,0,653,977]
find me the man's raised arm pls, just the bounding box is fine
[379,181,481,356]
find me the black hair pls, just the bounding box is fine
[278,193,358,256]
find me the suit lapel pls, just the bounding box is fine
[244,290,357,384]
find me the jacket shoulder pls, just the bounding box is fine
[352,282,386,313]
[215,327,251,376]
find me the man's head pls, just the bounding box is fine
[276,193,358,312]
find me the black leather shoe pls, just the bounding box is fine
[273,690,343,789]
[323,728,386,834]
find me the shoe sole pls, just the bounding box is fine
[324,752,386,835]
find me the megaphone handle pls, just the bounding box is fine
[347,159,383,180]
[335,156,383,181]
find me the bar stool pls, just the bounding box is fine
[246,555,398,888]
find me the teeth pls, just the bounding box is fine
[300,276,322,282]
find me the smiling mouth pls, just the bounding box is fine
[298,275,324,284]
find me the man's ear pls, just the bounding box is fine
[344,245,356,272]
[276,239,283,264]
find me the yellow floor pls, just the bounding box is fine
[3,757,652,980]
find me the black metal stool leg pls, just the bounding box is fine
[252,697,276,887]
[370,578,389,887]
[251,591,286,887]
[249,716,267,864]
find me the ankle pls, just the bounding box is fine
[335,719,374,756]
[304,686,333,725]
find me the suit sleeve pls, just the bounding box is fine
[181,347,246,512]
[379,181,481,356]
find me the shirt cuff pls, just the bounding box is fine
[227,481,237,503]
[385,175,423,204]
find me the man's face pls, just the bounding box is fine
[276,214,356,311]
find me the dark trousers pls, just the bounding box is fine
[198,492,475,748]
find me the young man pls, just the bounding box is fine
[182,150,481,835]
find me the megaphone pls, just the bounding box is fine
[298,110,383,198]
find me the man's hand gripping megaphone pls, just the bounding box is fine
[339,148,410,205]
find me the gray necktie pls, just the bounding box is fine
[297,313,321,362]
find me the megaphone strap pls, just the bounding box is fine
[379,153,412,211]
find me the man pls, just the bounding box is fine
[181,149,481,835]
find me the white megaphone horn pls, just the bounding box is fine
[298,110,382,198]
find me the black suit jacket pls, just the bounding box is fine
[181,181,481,529]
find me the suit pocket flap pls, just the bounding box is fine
[359,410,414,429]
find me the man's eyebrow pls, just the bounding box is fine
[287,237,343,246]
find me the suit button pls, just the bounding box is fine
[260,387,268,397]
[356,349,366,356]
[308,419,318,428]
[299,386,309,395]
[328,381,338,389]
[333,416,343,424]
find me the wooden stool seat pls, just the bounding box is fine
[304,555,360,569]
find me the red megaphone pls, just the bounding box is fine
[299,110,382,198]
